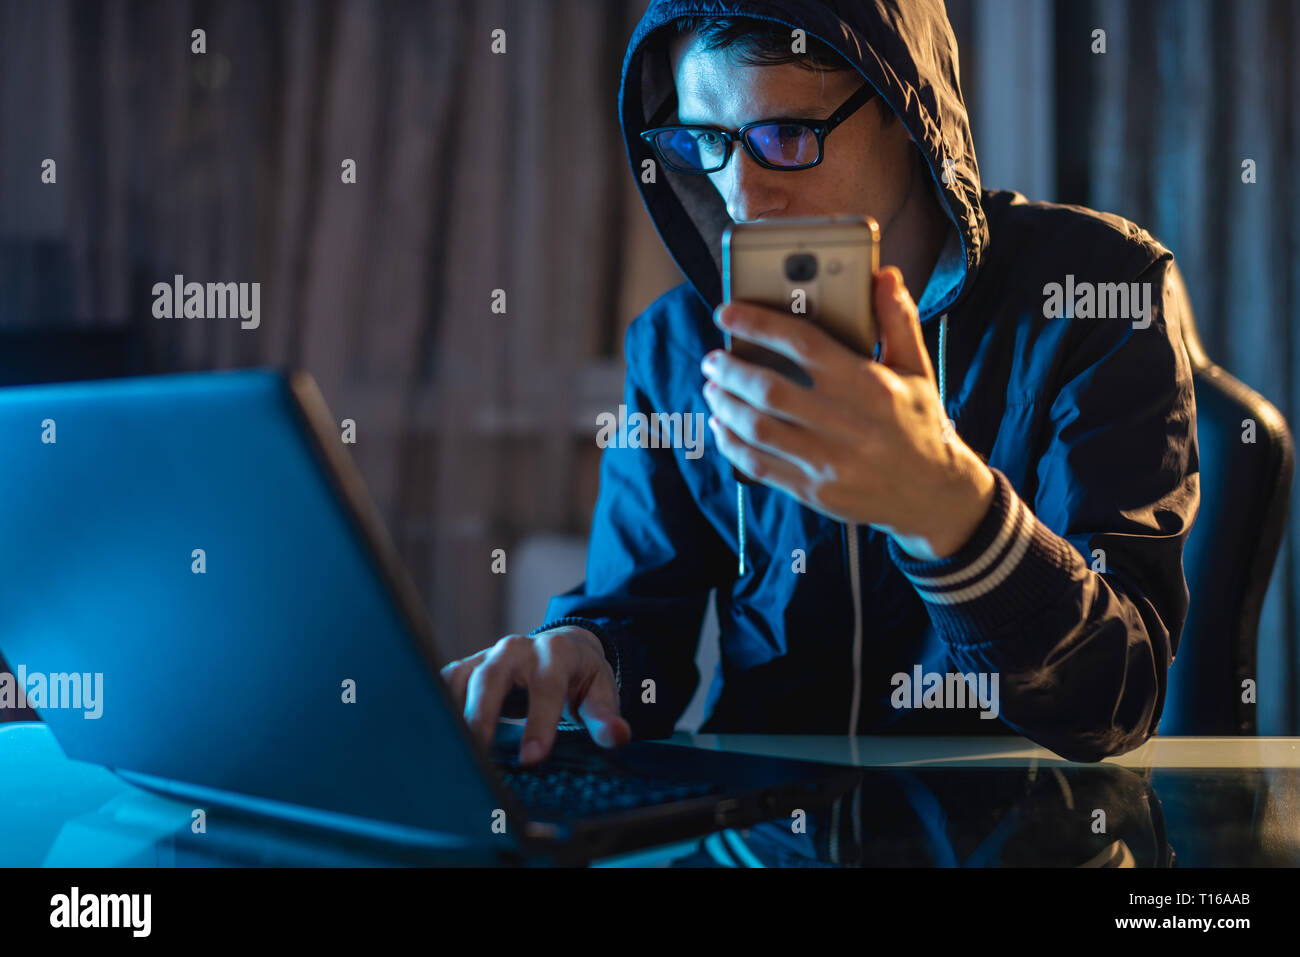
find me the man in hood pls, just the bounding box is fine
[442,1,1199,766]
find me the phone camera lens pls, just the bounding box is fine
[784,253,818,283]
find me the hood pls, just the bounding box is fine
[618,0,987,320]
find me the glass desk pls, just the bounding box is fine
[2,722,1296,867]
[595,733,1300,867]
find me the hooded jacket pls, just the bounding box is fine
[533,0,1200,762]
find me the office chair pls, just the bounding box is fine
[1160,266,1294,735]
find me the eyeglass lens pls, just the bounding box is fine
[652,123,820,171]
[744,124,820,168]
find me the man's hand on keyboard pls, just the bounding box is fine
[440,627,631,766]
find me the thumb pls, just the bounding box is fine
[874,266,934,382]
[576,683,632,749]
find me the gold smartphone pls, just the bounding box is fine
[720,214,880,484]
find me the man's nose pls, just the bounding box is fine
[719,147,787,222]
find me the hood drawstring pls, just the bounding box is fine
[938,312,951,430]
[737,482,746,576]
[832,312,949,857]
[734,313,950,579]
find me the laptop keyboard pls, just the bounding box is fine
[494,758,720,818]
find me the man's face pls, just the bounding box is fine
[669,35,914,225]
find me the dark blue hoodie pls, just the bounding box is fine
[533,0,1200,762]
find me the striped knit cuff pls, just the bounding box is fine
[886,468,1080,641]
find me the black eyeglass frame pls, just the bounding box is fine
[639,82,877,174]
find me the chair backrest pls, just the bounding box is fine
[1160,266,1294,735]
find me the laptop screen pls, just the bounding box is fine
[0,368,512,850]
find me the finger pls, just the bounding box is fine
[707,414,808,492]
[703,380,826,468]
[439,649,487,710]
[464,637,536,749]
[518,641,570,765]
[700,348,833,429]
[518,676,566,765]
[573,673,631,749]
[714,301,851,378]
[873,267,934,381]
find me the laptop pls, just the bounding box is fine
[0,368,861,866]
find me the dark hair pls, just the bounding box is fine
[667,15,851,72]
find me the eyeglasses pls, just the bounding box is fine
[639,83,875,174]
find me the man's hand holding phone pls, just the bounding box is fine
[702,266,995,562]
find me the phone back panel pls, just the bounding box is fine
[722,215,880,359]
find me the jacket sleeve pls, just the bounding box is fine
[531,311,736,738]
[887,256,1200,761]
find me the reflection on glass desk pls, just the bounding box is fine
[614,733,1300,868]
[1,722,1297,867]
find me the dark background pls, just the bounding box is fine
[1,0,1297,733]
